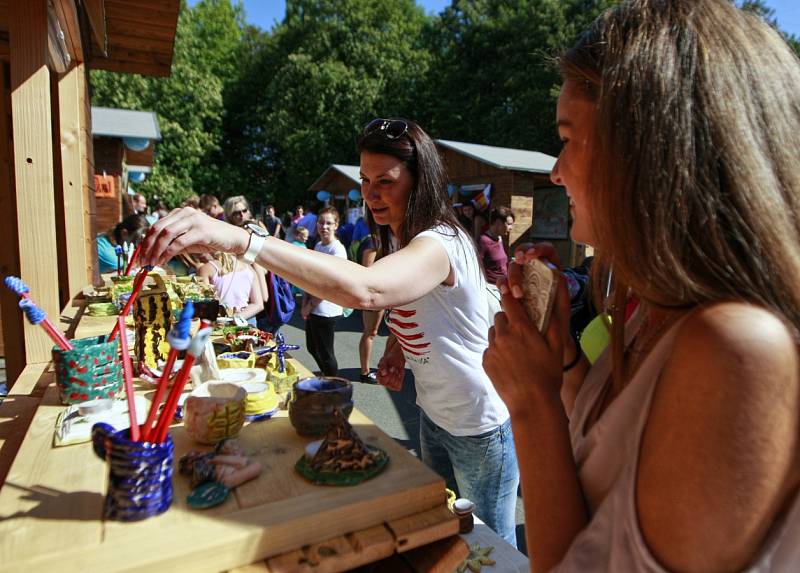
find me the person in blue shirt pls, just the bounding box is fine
[96,214,149,274]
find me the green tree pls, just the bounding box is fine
[218,0,432,210]
[416,0,616,156]
[90,0,245,207]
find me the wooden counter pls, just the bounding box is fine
[0,301,459,572]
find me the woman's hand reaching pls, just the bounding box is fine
[141,207,250,268]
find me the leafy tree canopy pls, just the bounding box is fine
[91,0,800,211]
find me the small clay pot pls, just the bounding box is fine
[288,377,353,437]
[183,382,246,445]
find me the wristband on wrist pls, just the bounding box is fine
[562,332,582,372]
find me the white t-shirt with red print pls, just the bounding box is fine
[387,224,510,436]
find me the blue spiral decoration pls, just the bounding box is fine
[4,276,29,297]
[19,298,45,325]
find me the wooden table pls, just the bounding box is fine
[0,299,462,573]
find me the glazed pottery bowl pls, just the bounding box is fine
[183,382,246,445]
[288,377,353,437]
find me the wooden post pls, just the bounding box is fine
[0,62,26,385]
[57,63,93,299]
[9,0,63,365]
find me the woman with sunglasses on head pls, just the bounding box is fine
[484,1,800,571]
[140,118,519,546]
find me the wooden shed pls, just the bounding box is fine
[92,106,161,232]
[307,163,364,224]
[0,0,179,385]
[436,139,581,264]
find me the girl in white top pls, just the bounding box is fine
[140,118,520,546]
[300,207,347,376]
[484,1,800,571]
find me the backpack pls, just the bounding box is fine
[265,271,296,327]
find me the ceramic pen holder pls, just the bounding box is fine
[92,423,174,522]
[52,335,123,405]
[183,382,247,445]
[288,377,353,437]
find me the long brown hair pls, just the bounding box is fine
[561,0,800,386]
[357,118,463,255]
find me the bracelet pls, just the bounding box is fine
[563,333,582,372]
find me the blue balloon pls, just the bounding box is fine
[316,190,331,202]
[123,137,150,152]
[348,189,361,201]
[129,171,146,183]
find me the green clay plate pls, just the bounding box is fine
[187,481,230,509]
[295,446,389,486]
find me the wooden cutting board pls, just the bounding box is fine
[0,387,446,573]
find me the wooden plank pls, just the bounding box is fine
[53,0,84,63]
[105,2,180,27]
[9,0,63,365]
[58,64,93,299]
[0,395,39,487]
[399,535,470,573]
[0,60,25,385]
[84,0,107,56]
[259,524,395,573]
[0,39,8,61]
[386,505,460,553]
[5,361,53,398]
[0,385,104,560]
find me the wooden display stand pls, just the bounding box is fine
[0,298,462,573]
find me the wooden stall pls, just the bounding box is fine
[0,0,179,384]
[436,139,584,265]
[307,163,362,216]
[92,106,161,231]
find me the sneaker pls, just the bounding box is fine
[359,371,378,384]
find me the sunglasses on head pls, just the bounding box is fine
[363,118,409,140]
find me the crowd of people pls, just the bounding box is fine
[112,1,800,570]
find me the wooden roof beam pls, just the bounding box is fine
[83,0,107,57]
[53,0,84,63]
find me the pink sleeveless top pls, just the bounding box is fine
[554,306,800,571]
[209,260,253,311]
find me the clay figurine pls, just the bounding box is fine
[295,408,389,486]
[180,439,262,509]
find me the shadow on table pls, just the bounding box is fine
[0,481,103,521]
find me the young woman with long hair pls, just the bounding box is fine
[484,1,800,570]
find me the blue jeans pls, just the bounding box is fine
[419,410,519,547]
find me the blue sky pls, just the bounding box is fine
[196,0,799,36]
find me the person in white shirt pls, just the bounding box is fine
[139,118,520,546]
[300,207,347,376]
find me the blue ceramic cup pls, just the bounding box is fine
[92,423,174,521]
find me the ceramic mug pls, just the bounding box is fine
[288,377,353,437]
[183,382,247,444]
[52,335,123,404]
[92,422,174,521]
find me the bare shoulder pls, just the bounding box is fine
[637,302,799,573]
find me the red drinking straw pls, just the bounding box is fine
[124,242,142,276]
[108,267,151,343]
[152,327,212,444]
[140,302,195,442]
[117,315,140,442]
[140,351,177,443]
